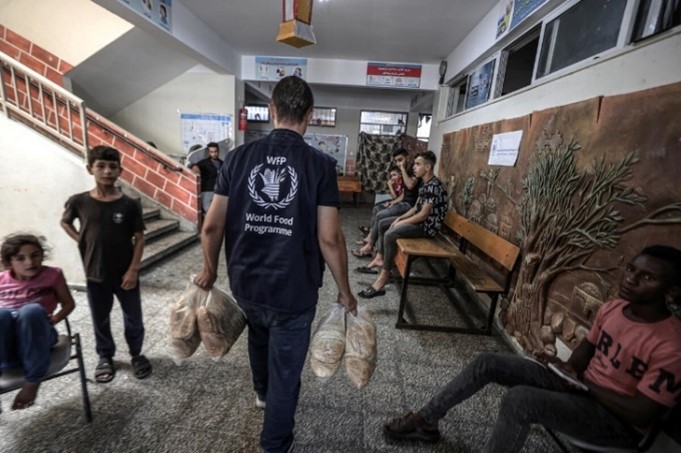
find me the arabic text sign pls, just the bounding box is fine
[366,62,422,89]
[488,130,523,166]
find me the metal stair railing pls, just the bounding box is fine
[0,50,88,158]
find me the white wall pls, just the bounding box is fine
[0,114,91,285]
[430,5,681,169]
[0,0,132,66]
[112,68,236,157]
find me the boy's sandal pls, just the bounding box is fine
[95,357,115,383]
[358,287,386,299]
[351,249,372,258]
[132,355,152,380]
[355,265,379,275]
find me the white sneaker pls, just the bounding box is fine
[255,395,266,409]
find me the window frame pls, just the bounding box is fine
[359,110,408,136]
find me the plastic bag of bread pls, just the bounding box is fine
[344,306,377,389]
[169,279,206,363]
[309,304,346,378]
[197,286,247,361]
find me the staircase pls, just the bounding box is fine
[141,207,199,269]
[0,46,201,274]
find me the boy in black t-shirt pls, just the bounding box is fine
[61,146,151,383]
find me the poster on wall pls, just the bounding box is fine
[180,113,232,154]
[465,60,495,110]
[510,0,548,30]
[256,57,308,81]
[366,62,422,89]
[304,134,349,175]
[117,0,172,32]
[488,130,523,166]
[496,0,515,39]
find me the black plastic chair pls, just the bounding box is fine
[0,318,92,422]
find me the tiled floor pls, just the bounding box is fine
[0,205,565,452]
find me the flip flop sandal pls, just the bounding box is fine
[351,249,372,259]
[355,239,368,245]
[95,357,115,383]
[358,287,386,299]
[355,265,379,275]
[132,355,152,380]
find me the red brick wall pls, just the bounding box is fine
[0,25,200,225]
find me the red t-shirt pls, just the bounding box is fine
[0,266,65,314]
[585,299,681,408]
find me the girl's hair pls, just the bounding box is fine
[1,234,48,269]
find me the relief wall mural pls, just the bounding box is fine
[439,82,681,354]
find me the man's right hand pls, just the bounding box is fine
[194,269,217,290]
[338,291,358,316]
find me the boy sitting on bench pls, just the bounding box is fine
[358,150,447,298]
[383,245,681,452]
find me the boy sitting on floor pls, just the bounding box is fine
[383,245,681,452]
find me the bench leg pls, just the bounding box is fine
[396,256,414,327]
[484,294,499,335]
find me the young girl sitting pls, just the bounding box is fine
[0,234,75,410]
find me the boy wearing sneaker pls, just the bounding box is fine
[384,246,681,452]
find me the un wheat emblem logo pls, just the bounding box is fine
[248,164,298,210]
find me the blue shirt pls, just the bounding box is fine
[215,129,340,313]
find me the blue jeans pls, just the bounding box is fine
[237,300,317,453]
[420,353,641,452]
[86,280,145,359]
[0,304,57,382]
[375,216,427,270]
[369,201,411,245]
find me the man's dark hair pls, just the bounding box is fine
[271,76,314,125]
[392,147,408,158]
[1,233,49,268]
[87,145,121,166]
[640,245,681,286]
[206,142,219,150]
[416,150,437,168]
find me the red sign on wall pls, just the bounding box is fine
[366,62,422,89]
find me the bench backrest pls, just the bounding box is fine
[444,211,520,272]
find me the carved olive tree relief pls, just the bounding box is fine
[500,133,681,353]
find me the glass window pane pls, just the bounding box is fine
[537,0,627,78]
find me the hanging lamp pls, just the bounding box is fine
[276,0,317,48]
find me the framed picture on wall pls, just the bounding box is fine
[310,107,337,127]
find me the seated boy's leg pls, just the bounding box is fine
[14,303,55,381]
[375,216,400,255]
[386,353,565,441]
[12,303,56,410]
[382,223,425,271]
[420,353,562,424]
[371,203,411,245]
[86,281,117,359]
[483,385,640,453]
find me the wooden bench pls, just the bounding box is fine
[337,175,362,207]
[394,211,520,335]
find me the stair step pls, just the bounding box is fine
[140,231,199,269]
[144,218,180,241]
[143,207,161,221]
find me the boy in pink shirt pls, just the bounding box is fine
[383,245,681,451]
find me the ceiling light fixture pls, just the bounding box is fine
[277,0,317,48]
